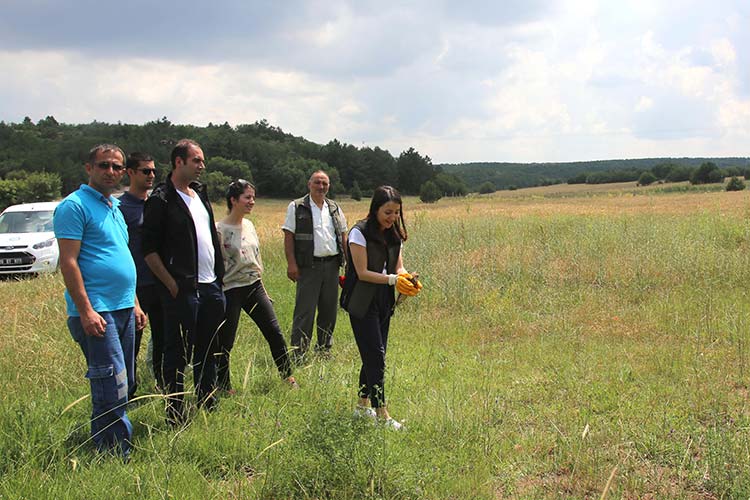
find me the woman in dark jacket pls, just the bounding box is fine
[340,185,421,430]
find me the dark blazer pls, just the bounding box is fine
[142,172,224,292]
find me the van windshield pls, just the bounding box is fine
[0,211,55,234]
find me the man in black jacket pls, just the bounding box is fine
[142,139,225,425]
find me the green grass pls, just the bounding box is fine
[2,190,750,498]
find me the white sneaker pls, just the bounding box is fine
[353,406,377,419]
[382,418,405,431]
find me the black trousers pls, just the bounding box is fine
[160,280,225,424]
[350,285,394,408]
[131,283,164,396]
[217,280,292,390]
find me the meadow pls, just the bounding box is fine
[2,183,750,499]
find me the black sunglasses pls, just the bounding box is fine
[137,168,157,175]
[95,161,124,171]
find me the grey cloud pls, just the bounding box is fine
[276,10,440,79]
[0,0,548,81]
[0,0,313,60]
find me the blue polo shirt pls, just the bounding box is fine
[54,184,137,316]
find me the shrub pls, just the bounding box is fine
[25,172,62,202]
[690,162,723,185]
[637,171,658,186]
[201,171,233,202]
[726,176,746,191]
[419,180,442,203]
[0,172,61,211]
[665,166,694,182]
[433,172,468,197]
[350,181,362,201]
[478,181,495,194]
[5,170,29,180]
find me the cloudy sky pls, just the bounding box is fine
[1,0,748,163]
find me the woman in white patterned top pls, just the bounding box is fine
[216,179,297,392]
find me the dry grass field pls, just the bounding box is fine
[2,181,750,499]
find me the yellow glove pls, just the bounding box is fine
[396,276,418,296]
[399,272,423,291]
[396,274,420,296]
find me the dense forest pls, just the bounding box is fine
[0,116,468,208]
[1,116,748,210]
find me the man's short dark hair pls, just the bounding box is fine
[88,144,125,164]
[170,139,202,169]
[126,152,154,170]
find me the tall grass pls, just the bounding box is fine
[2,189,750,498]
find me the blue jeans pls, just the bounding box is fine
[68,308,135,458]
[160,280,225,424]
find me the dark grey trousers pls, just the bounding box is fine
[290,257,340,356]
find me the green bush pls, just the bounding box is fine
[201,171,233,202]
[478,181,495,194]
[0,172,61,211]
[25,172,62,201]
[690,162,723,184]
[419,180,442,203]
[637,171,658,186]
[350,181,362,201]
[726,176,746,191]
[665,166,694,182]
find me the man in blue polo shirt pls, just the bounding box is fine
[54,144,146,459]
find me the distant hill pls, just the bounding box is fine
[439,158,750,190]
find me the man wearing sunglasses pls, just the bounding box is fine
[53,144,147,459]
[119,152,164,396]
[142,139,225,426]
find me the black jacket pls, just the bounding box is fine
[142,172,224,291]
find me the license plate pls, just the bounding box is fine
[0,257,22,265]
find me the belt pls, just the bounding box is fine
[312,254,339,262]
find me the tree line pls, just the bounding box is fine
[0,116,469,210]
[442,157,750,192]
[567,161,750,186]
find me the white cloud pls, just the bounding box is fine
[711,38,737,66]
[0,1,748,163]
[635,97,653,112]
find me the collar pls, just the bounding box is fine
[120,190,146,204]
[80,184,116,207]
[166,171,204,195]
[306,194,328,210]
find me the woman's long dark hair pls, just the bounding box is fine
[225,179,256,212]
[365,185,407,242]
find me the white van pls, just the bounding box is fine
[0,201,60,274]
